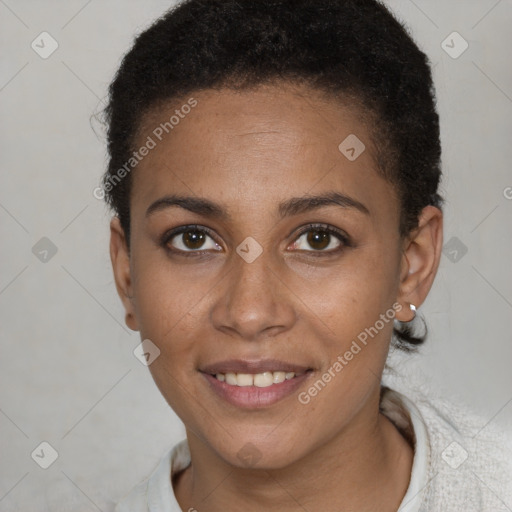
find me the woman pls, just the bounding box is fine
[104,0,512,510]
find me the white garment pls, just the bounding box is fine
[115,376,512,511]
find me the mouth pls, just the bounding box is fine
[213,370,302,387]
[199,359,314,408]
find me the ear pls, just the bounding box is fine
[109,216,139,331]
[395,205,443,322]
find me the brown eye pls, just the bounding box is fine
[306,229,331,250]
[290,224,349,254]
[164,226,222,254]
[182,229,207,249]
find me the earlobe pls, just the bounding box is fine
[109,216,139,331]
[395,206,443,322]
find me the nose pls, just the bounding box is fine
[210,249,296,341]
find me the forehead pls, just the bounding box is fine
[130,83,397,222]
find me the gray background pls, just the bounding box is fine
[1,0,511,510]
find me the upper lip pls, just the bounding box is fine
[200,359,312,375]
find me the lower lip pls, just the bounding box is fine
[201,372,312,409]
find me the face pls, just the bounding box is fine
[110,82,440,469]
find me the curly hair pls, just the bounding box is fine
[102,0,442,350]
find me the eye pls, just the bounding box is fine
[161,225,222,255]
[289,224,350,254]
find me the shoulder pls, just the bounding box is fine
[383,370,512,511]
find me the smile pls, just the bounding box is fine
[214,371,300,387]
[199,360,313,408]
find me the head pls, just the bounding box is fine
[106,0,443,469]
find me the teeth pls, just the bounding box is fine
[214,371,298,387]
[273,371,286,384]
[254,372,273,387]
[225,373,237,385]
[237,373,254,387]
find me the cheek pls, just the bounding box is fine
[289,250,400,410]
[290,249,399,332]
[294,276,397,440]
[131,261,211,416]
[130,253,212,354]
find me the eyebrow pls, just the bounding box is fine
[145,191,370,220]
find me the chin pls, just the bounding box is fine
[206,429,308,470]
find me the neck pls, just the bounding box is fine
[174,392,413,512]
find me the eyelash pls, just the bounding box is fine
[160,224,220,259]
[160,223,351,258]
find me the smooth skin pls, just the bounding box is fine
[110,82,443,511]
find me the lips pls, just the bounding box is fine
[199,359,314,408]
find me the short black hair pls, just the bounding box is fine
[102,0,442,350]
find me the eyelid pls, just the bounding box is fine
[289,223,351,251]
[161,224,222,254]
[161,222,351,256]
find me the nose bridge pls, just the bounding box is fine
[210,246,295,340]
